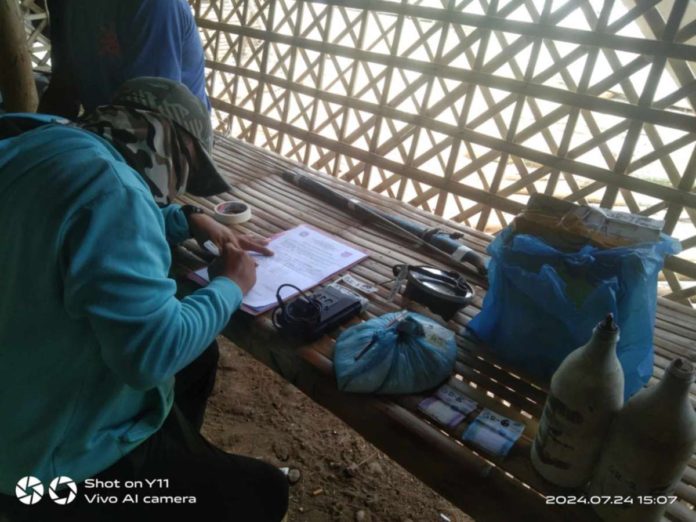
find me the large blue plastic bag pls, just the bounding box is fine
[468,227,680,399]
[334,312,457,394]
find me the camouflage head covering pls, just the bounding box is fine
[78,77,229,205]
[113,77,213,152]
[79,106,190,205]
[110,77,230,200]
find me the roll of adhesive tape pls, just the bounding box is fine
[214,200,252,225]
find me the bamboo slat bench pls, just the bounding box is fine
[173,135,696,522]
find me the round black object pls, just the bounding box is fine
[393,265,474,321]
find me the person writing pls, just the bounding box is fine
[0,78,288,521]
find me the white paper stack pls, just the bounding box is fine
[190,224,368,315]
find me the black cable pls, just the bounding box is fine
[272,284,322,339]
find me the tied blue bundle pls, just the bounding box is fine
[468,227,680,399]
[334,311,457,394]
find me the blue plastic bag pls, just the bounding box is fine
[334,311,457,394]
[468,228,680,399]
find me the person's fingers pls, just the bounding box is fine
[237,249,258,269]
[239,234,269,244]
[254,244,274,256]
[222,242,243,258]
[214,231,238,249]
[239,237,274,256]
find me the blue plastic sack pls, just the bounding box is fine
[334,311,457,394]
[468,228,680,399]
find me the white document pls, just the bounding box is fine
[462,408,525,458]
[192,224,368,313]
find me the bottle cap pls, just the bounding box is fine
[599,313,618,332]
[667,358,695,382]
[594,313,620,340]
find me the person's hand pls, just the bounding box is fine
[208,243,257,295]
[187,213,273,256]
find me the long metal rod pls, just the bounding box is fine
[282,169,488,284]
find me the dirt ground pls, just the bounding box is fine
[202,337,474,522]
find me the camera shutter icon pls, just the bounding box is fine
[15,476,44,505]
[49,476,77,505]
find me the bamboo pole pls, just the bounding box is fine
[0,0,38,112]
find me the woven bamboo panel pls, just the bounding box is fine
[18,0,50,72]
[189,0,696,303]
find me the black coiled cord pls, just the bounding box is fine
[271,284,322,339]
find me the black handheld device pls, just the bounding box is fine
[272,284,363,341]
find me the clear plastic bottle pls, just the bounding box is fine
[589,358,696,521]
[531,314,624,487]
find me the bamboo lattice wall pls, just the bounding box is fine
[19,0,50,72]
[190,0,696,303]
[19,0,696,304]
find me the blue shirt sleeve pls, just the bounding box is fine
[160,204,191,245]
[62,176,242,390]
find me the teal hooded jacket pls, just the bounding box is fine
[0,114,242,493]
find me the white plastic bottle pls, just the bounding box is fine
[589,358,696,522]
[531,314,624,487]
